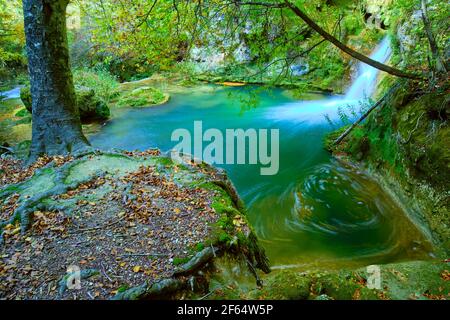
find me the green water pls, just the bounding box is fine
[91,85,433,269]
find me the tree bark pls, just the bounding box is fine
[284,0,423,80]
[420,0,447,74]
[23,0,89,160]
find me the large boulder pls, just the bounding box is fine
[76,86,110,121]
[117,86,169,107]
[20,86,110,122]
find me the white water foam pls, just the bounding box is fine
[266,36,392,124]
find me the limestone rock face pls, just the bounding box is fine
[396,10,423,60]
[364,0,393,29]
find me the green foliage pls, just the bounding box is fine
[0,1,26,80]
[342,14,364,36]
[72,68,119,103]
[387,0,449,73]
[14,108,29,118]
[75,0,198,79]
[172,257,190,266]
[195,242,205,252]
[301,43,348,91]
[65,0,392,91]
[323,125,349,152]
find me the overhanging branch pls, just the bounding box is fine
[283,0,423,79]
[281,0,424,80]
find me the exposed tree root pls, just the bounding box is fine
[0,149,143,244]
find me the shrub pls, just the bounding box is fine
[72,67,119,103]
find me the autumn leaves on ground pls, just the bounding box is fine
[0,150,267,299]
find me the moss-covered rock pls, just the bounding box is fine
[76,86,111,121]
[255,270,312,300]
[20,86,110,122]
[250,260,449,300]
[19,86,32,113]
[116,86,169,108]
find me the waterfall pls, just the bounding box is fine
[266,36,392,123]
[345,36,392,100]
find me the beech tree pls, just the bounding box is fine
[23,0,89,160]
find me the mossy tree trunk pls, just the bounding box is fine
[23,0,89,160]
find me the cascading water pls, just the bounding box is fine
[266,36,392,124]
[345,36,392,100]
[91,36,433,269]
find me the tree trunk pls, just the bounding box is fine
[420,0,447,74]
[23,0,89,160]
[284,0,423,80]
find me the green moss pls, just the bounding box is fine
[14,108,30,118]
[313,271,379,300]
[343,90,450,187]
[117,284,129,293]
[76,87,110,120]
[64,154,156,185]
[172,256,191,266]
[195,242,205,252]
[254,270,312,300]
[375,260,450,299]
[209,196,243,247]
[252,260,449,300]
[19,86,32,112]
[116,86,169,108]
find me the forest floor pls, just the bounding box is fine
[0,150,263,299]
